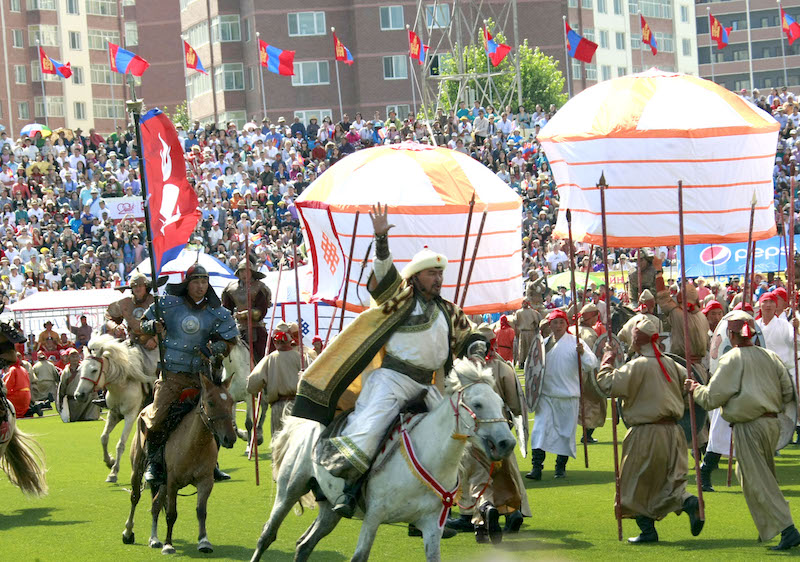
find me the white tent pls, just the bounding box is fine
[131,248,236,296]
[8,288,122,337]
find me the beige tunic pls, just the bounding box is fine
[617,312,661,347]
[596,347,691,520]
[513,307,540,367]
[656,291,709,361]
[30,359,59,401]
[106,293,157,347]
[247,348,306,437]
[570,325,607,428]
[693,346,795,541]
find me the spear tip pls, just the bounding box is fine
[566,208,572,222]
[598,171,607,187]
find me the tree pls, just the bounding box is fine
[168,101,190,131]
[436,28,567,113]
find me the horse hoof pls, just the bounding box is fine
[161,544,175,555]
[122,532,134,544]
[237,429,249,441]
[198,538,214,553]
[149,539,163,549]
[106,474,118,483]
[256,435,264,446]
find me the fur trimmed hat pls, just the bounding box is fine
[400,246,447,279]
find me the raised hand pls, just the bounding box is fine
[369,202,395,237]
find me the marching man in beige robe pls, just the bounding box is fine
[246,322,308,439]
[513,299,539,368]
[570,302,606,444]
[687,310,800,551]
[597,316,703,544]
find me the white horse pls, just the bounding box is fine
[221,339,268,451]
[250,360,515,562]
[74,334,157,483]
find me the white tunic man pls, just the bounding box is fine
[294,204,486,518]
[526,309,597,480]
[687,311,800,550]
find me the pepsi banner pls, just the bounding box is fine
[679,235,798,278]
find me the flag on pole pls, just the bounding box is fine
[108,42,150,76]
[139,108,201,275]
[640,15,658,55]
[333,32,354,65]
[709,13,732,50]
[38,46,72,79]
[183,40,207,74]
[781,7,800,45]
[258,40,295,76]
[407,30,429,65]
[483,27,512,67]
[565,22,598,63]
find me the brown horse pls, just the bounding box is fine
[0,314,47,497]
[122,363,236,555]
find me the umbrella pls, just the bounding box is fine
[20,123,52,138]
[52,127,74,141]
[538,68,779,248]
[131,249,236,297]
[296,141,523,314]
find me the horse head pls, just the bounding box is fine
[199,360,237,449]
[0,317,26,369]
[74,334,121,401]
[446,360,515,462]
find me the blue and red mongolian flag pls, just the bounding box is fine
[139,108,201,275]
[640,15,658,55]
[709,12,732,50]
[39,46,72,79]
[259,39,295,76]
[483,27,512,67]
[108,42,150,76]
[408,30,429,65]
[333,32,354,65]
[565,22,598,63]
[782,7,800,45]
[184,40,207,74]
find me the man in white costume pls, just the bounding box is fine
[526,309,597,480]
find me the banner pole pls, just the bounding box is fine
[567,209,589,468]
[454,193,476,304]
[331,27,344,122]
[293,242,305,370]
[459,210,487,309]
[37,42,48,128]
[338,211,360,332]
[256,32,267,119]
[707,8,716,84]
[562,17,572,98]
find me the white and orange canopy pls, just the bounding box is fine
[296,142,522,314]
[539,69,780,247]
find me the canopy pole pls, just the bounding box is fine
[567,209,589,468]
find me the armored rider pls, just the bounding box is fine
[139,265,239,485]
[105,273,161,377]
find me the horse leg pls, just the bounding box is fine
[350,512,381,562]
[250,471,312,562]
[102,410,121,470]
[161,481,178,555]
[109,413,136,483]
[294,500,342,562]
[415,515,443,562]
[149,483,165,548]
[122,429,144,544]
[196,477,214,553]
[241,400,254,449]
[256,397,267,444]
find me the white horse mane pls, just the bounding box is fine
[85,333,152,385]
[445,359,496,393]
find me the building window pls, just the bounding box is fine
[426,4,450,29]
[631,33,641,49]
[568,0,577,7]
[655,32,674,53]
[571,58,581,80]
[12,29,24,48]
[383,55,408,80]
[583,28,594,42]
[88,29,119,50]
[613,0,623,15]
[212,15,241,42]
[74,101,86,120]
[179,0,195,9]
[27,0,56,10]
[69,31,81,50]
[581,0,593,9]
[615,32,625,50]
[294,109,333,124]
[29,25,60,47]
[34,96,64,118]
[18,102,30,120]
[187,71,211,98]
[215,63,244,91]
[125,22,138,46]
[72,66,83,84]
[597,0,607,14]
[186,22,209,47]
[90,64,123,85]
[380,6,404,30]
[639,0,672,19]
[66,0,79,13]
[122,0,135,5]
[585,63,597,81]
[10,0,20,12]
[31,61,59,81]
[218,111,246,129]
[599,30,609,49]
[93,99,125,119]
[85,0,117,16]
[682,37,691,56]
[386,104,411,119]
[288,11,326,37]
[14,65,26,84]
[680,4,689,23]
[601,65,612,81]
[617,66,627,76]
[292,60,330,86]
[628,0,638,14]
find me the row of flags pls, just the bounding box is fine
[38,42,149,80]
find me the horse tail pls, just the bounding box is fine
[1,427,48,497]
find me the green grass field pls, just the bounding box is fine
[3,407,800,561]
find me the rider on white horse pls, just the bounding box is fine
[292,203,488,518]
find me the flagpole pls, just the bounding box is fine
[180,37,192,122]
[779,0,789,87]
[483,20,493,105]
[125,75,165,367]
[638,10,644,72]
[331,28,345,122]
[406,25,418,118]
[707,8,716,84]
[745,0,754,90]
[562,16,572,98]
[256,32,267,119]
[36,42,48,128]
[108,42,118,130]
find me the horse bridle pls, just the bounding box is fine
[449,382,507,439]
[80,354,106,389]
[198,393,231,432]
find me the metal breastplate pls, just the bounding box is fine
[161,301,223,373]
[224,280,267,325]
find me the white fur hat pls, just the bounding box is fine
[400,246,447,279]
